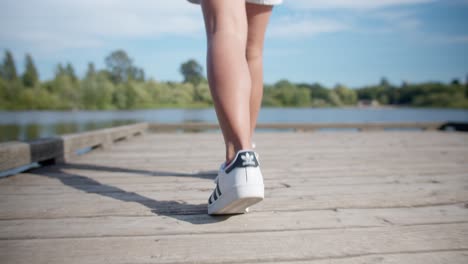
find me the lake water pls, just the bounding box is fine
[1,107,467,142]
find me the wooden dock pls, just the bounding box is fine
[1,124,468,263]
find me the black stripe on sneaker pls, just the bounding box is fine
[216,184,222,197]
[213,189,218,200]
[225,151,259,174]
[208,194,213,204]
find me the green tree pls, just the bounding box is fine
[81,71,115,110]
[105,50,133,83]
[105,50,145,83]
[327,90,343,106]
[333,84,357,105]
[55,63,67,77]
[53,74,80,109]
[22,53,39,87]
[465,74,468,98]
[0,76,7,108]
[129,67,145,82]
[85,62,96,79]
[1,50,18,81]
[65,63,77,82]
[180,59,204,86]
[112,84,127,109]
[195,81,213,105]
[265,80,311,107]
[380,77,390,88]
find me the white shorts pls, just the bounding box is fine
[188,0,283,5]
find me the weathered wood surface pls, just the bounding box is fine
[1,132,468,263]
[0,122,148,171]
[1,121,464,172]
[148,121,446,132]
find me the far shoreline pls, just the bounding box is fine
[2,104,468,113]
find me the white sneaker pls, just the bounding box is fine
[208,150,264,215]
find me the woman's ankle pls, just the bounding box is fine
[225,141,251,165]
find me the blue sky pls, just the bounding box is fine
[1,0,468,87]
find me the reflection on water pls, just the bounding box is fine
[1,108,468,142]
[0,120,136,142]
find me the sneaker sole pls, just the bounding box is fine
[208,184,264,215]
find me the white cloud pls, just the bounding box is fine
[0,0,205,51]
[370,10,423,32]
[286,0,436,10]
[268,16,348,38]
[274,0,435,39]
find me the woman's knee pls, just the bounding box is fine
[202,0,248,41]
[246,45,263,62]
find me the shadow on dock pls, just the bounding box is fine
[31,164,233,225]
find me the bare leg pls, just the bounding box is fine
[246,3,273,140]
[201,0,252,163]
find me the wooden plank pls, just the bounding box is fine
[60,122,148,161]
[9,169,467,196]
[2,164,467,187]
[254,251,468,264]
[93,131,468,148]
[1,132,465,219]
[0,123,148,171]
[148,122,448,132]
[28,138,64,165]
[0,142,30,171]
[0,178,466,219]
[0,173,465,195]
[1,131,467,263]
[1,223,467,264]
[0,204,466,240]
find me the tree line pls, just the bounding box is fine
[1,49,467,110]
